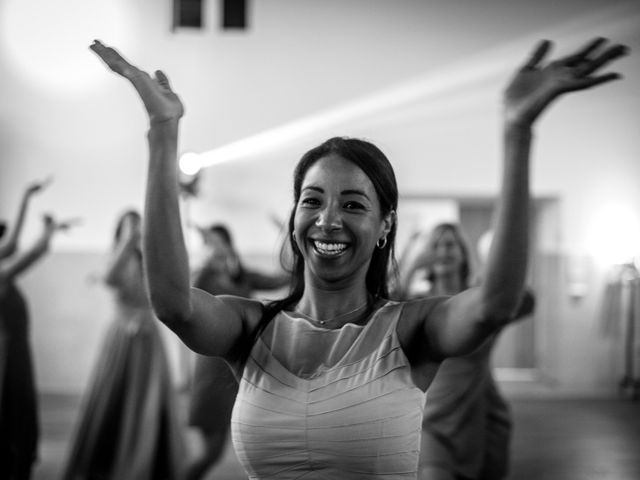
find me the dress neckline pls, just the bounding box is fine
[282,298,391,330]
[254,302,396,380]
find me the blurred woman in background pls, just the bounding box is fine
[397,223,534,480]
[61,210,185,480]
[1,178,72,480]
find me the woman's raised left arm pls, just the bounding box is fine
[424,38,629,357]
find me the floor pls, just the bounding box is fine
[30,387,640,480]
[508,397,640,480]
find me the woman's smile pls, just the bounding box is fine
[294,154,390,282]
[311,239,350,258]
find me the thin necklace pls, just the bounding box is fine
[294,300,370,326]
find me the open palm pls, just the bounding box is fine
[90,40,184,124]
[505,38,628,125]
[26,176,53,196]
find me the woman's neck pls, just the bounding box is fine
[294,284,372,327]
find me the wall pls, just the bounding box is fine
[1,0,639,394]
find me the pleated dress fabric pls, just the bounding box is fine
[231,301,426,479]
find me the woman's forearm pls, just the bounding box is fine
[479,122,531,325]
[0,190,31,259]
[0,230,51,281]
[143,120,192,324]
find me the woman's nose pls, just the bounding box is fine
[315,207,342,231]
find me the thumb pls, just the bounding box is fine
[155,70,172,90]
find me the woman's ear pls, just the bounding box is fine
[381,210,396,238]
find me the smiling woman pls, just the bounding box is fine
[88,36,628,479]
[290,143,397,307]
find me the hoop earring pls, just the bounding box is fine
[376,236,387,249]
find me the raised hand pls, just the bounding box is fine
[56,217,82,232]
[504,38,629,126]
[25,176,53,196]
[43,215,81,234]
[90,40,184,125]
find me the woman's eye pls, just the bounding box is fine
[300,197,320,207]
[344,201,365,210]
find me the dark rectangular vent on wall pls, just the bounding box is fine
[222,0,247,29]
[173,0,204,28]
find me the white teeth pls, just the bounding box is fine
[314,241,347,255]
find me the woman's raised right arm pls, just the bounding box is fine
[90,41,259,358]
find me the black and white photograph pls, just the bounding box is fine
[1,1,639,479]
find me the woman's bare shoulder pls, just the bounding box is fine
[396,296,450,356]
[213,293,271,332]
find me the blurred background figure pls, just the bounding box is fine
[186,223,288,480]
[0,178,73,480]
[396,223,479,300]
[396,223,534,480]
[599,258,640,401]
[60,210,185,480]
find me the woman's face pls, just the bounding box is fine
[127,213,141,231]
[293,154,391,289]
[431,229,465,277]
[205,231,232,261]
[118,213,141,242]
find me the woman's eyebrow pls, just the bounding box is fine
[301,186,370,201]
[342,189,370,200]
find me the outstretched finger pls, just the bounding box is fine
[90,40,118,62]
[90,40,137,77]
[566,72,622,92]
[41,175,54,188]
[57,218,83,231]
[576,44,629,76]
[29,175,53,193]
[34,175,54,192]
[522,40,552,70]
[562,37,607,66]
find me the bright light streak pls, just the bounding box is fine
[0,0,131,93]
[190,3,640,172]
[196,57,505,169]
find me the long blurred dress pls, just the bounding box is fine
[419,290,535,480]
[420,337,510,480]
[60,239,185,480]
[0,282,39,479]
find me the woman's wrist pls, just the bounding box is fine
[148,117,180,132]
[504,119,533,138]
[147,119,180,152]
